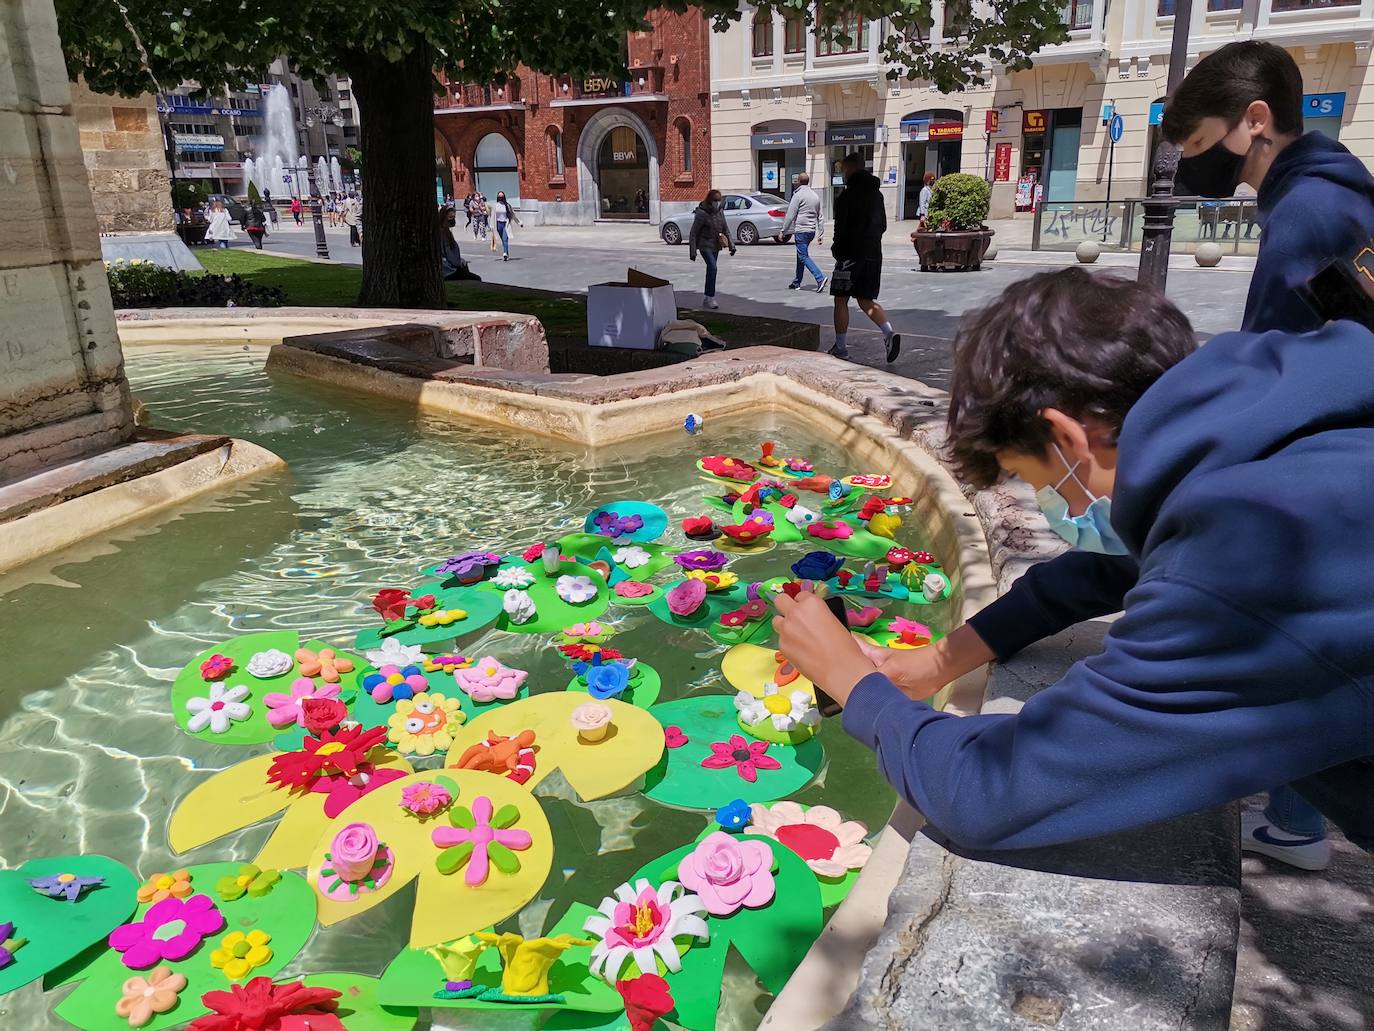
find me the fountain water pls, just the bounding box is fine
[316,156,330,197]
[259,84,303,199]
[330,156,344,195]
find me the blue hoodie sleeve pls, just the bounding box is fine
[967,550,1139,660]
[842,573,1360,850]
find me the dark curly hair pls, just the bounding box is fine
[946,268,1196,488]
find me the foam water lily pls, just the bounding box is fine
[492,565,537,590]
[613,545,652,569]
[264,677,342,729]
[747,802,873,879]
[185,682,252,735]
[365,637,425,668]
[735,682,820,733]
[502,589,537,625]
[556,574,599,605]
[583,878,709,982]
[454,657,528,704]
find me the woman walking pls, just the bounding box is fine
[917,171,937,220]
[687,189,735,309]
[492,191,521,261]
[205,200,236,249]
[244,201,267,250]
[290,196,303,226]
[471,193,488,240]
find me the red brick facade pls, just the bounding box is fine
[434,8,711,224]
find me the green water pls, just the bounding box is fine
[0,344,939,1029]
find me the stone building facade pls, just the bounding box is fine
[72,82,174,234]
[434,7,712,225]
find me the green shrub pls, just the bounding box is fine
[924,173,991,231]
[104,258,284,309]
[246,181,262,205]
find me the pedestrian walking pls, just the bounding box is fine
[492,191,522,261]
[463,193,474,231]
[244,201,267,250]
[780,172,827,291]
[266,200,279,228]
[205,200,235,249]
[829,153,901,363]
[290,196,303,226]
[342,193,360,247]
[687,189,735,310]
[472,194,488,240]
[917,171,936,219]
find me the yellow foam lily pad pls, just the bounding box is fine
[720,643,816,701]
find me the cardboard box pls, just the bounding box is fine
[587,269,677,349]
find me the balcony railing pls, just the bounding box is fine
[551,68,666,101]
[436,79,523,109]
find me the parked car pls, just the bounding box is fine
[207,193,249,225]
[660,193,790,246]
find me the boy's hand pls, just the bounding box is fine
[774,592,876,708]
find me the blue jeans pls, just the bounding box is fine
[1266,785,1326,838]
[496,220,509,256]
[792,231,824,286]
[216,240,229,249]
[702,248,718,297]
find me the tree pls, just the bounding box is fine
[57,1,1064,308]
[247,180,262,205]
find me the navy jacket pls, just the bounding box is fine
[844,320,1374,850]
[1244,131,1374,334]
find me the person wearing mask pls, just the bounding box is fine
[471,193,488,240]
[204,200,235,249]
[773,267,1374,857]
[290,195,303,226]
[830,153,901,363]
[244,202,267,250]
[492,191,522,261]
[342,193,360,247]
[438,205,479,281]
[463,193,474,231]
[687,189,735,310]
[780,172,827,292]
[1164,40,1374,334]
[917,171,937,220]
[1163,40,1374,866]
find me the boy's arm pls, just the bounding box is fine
[842,574,1340,850]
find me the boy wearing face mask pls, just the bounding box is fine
[772,267,1374,854]
[1164,41,1374,334]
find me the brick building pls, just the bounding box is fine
[433,7,711,225]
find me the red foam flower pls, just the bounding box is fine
[406,594,437,614]
[617,974,675,1031]
[701,455,758,481]
[721,521,773,545]
[190,976,344,1031]
[777,493,797,509]
[266,724,387,791]
[682,515,716,537]
[858,496,886,521]
[558,643,623,664]
[780,581,805,599]
[664,726,689,749]
[300,697,347,735]
[522,542,546,562]
[371,588,411,623]
[200,654,235,681]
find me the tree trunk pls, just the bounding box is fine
[346,41,444,309]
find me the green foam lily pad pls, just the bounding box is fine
[300,973,419,1030]
[566,661,662,708]
[475,558,610,635]
[557,532,674,582]
[642,696,824,810]
[646,581,772,647]
[354,581,503,652]
[52,863,317,1031]
[729,497,804,543]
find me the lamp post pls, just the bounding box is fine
[1136,0,1194,291]
[299,103,345,260]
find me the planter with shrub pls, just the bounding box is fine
[104,259,284,309]
[911,172,995,272]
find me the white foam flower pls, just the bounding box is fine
[492,566,537,590]
[503,589,537,625]
[365,637,424,668]
[245,648,293,679]
[556,574,598,605]
[786,504,819,527]
[612,545,652,570]
[185,683,252,734]
[922,572,949,601]
[583,878,709,983]
[734,691,769,725]
[748,680,820,731]
[747,801,873,879]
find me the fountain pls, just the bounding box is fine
[258,83,304,200]
[331,155,344,195]
[316,155,330,197]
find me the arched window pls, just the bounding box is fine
[473,131,519,202]
[675,117,693,174]
[547,127,565,177]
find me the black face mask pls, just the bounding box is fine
[1176,135,1248,198]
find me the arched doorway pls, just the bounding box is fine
[898,108,964,219]
[473,132,519,202]
[434,129,454,204]
[577,109,661,224]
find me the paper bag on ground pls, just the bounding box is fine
[587,268,678,349]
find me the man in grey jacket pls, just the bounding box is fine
[780,173,827,291]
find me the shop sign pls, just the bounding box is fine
[928,121,963,140]
[174,133,225,152]
[825,124,875,146]
[1149,102,1165,126]
[901,120,929,142]
[582,76,624,97]
[985,110,999,134]
[1023,109,1048,135]
[751,131,801,149]
[1304,92,1345,118]
[994,142,1013,182]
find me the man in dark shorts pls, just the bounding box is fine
[830,153,901,363]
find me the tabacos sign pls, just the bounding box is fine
[1022,109,1048,135]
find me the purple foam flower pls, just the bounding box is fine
[594,511,644,538]
[673,549,729,572]
[29,873,104,902]
[108,894,224,970]
[0,922,19,969]
[435,551,501,579]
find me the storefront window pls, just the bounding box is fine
[597,126,650,220]
[752,15,774,57]
[473,132,519,203]
[816,13,867,55]
[784,15,805,53]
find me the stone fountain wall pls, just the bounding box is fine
[71,81,174,234]
[0,0,134,480]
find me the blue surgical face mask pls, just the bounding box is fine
[1034,445,1129,555]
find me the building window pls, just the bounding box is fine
[548,128,565,176]
[676,118,693,173]
[1270,0,1352,8]
[816,12,867,55]
[1061,0,1094,28]
[784,14,805,53]
[752,15,774,57]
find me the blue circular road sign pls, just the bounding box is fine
[1109,113,1124,143]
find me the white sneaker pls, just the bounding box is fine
[704,296,719,309]
[1240,810,1331,871]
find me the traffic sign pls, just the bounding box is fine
[1109,113,1124,143]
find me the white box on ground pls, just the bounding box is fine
[587,269,677,349]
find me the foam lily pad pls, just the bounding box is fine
[354,581,503,652]
[52,863,316,1031]
[582,501,669,543]
[377,902,623,1014]
[729,498,804,544]
[0,855,138,998]
[475,558,610,635]
[171,631,365,747]
[557,532,674,581]
[566,661,662,708]
[301,973,419,1030]
[646,580,773,647]
[720,643,815,701]
[642,696,823,810]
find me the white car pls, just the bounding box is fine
[660,193,791,246]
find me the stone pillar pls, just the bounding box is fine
[71,82,174,233]
[0,0,134,480]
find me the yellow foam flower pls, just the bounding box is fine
[209,929,272,980]
[686,569,738,591]
[419,608,467,628]
[867,512,902,540]
[387,692,465,757]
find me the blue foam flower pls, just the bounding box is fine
[715,799,752,833]
[792,551,845,582]
[585,662,630,700]
[29,873,103,902]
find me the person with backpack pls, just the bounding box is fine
[244,202,267,250]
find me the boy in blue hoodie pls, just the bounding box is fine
[773,267,1374,855]
[1164,41,1374,334]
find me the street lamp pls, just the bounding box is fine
[1136,0,1194,291]
[298,103,346,260]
